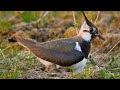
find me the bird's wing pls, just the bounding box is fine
[30,45,85,66]
[36,38,76,53]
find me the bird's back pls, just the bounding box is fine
[37,35,90,56]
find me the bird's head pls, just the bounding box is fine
[78,11,105,42]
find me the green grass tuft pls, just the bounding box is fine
[21,11,39,23]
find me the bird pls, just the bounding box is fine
[8,11,105,73]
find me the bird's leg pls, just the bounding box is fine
[59,66,70,72]
[37,58,57,72]
[57,66,71,76]
[44,63,56,72]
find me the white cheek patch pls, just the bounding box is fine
[81,32,91,41]
[93,27,96,31]
[74,42,82,51]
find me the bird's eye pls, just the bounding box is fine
[90,28,93,33]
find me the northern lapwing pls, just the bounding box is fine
[8,11,105,73]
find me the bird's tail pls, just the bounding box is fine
[8,34,37,50]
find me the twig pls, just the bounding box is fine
[90,49,101,56]
[88,42,104,59]
[73,11,76,25]
[1,46,11,52]
[103,40,120,62]
[0,49,6,59]
[105,59,113,65]
[97,39,120,66]
[0,44,17,59]
[88,49,100,60]
[111,68,120,71]
[36,11,50,23]
[94,11,100,24]
[73,11,79,34]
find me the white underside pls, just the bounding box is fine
[37,58,61,68]
[37,58,53,66]
[72,58,87,73]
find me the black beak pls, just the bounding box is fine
[95,33,105,40]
